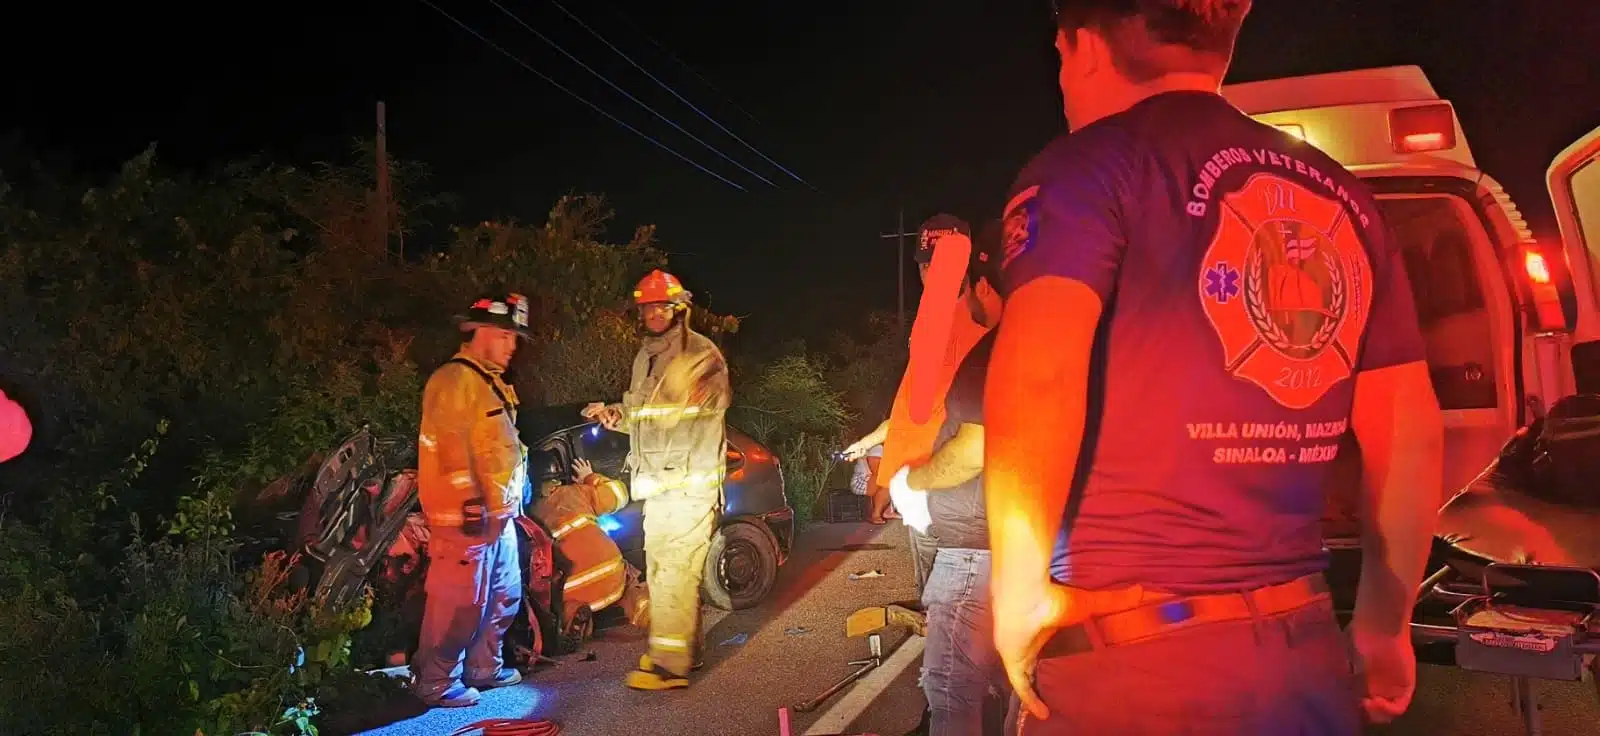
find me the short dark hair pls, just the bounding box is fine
[1054,0,1251,82]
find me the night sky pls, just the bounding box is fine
[8,1,1599,349]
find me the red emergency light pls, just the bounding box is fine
[1524,249,1552,285]
[1519,244,1568,333]
[1389,103,1458,154]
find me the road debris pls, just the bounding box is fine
[720,632,750,647]
[848,569,885,580]
[784,626,811,636]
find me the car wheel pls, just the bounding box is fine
[702,521,779,611]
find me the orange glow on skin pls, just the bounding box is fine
[907,234,971,424]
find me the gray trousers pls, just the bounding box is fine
[412,521,523,700]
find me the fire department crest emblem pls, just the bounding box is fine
[1198,174,1373,409]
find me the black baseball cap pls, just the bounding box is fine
[970,218,1002,285]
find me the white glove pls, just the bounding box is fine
[888,465,932,534]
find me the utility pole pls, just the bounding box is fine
[375,101,393,262]
[879,206,918,337]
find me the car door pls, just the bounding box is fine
[1546,125,1600,394]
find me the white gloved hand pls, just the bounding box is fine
[888,465,932,534]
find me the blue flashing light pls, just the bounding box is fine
[596,514,623,535]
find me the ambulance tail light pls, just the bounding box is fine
[1518,243,1574,334]
[1389,103,1457,154]
[1524,250,1552,285]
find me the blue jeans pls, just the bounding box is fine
[921,548,1008,736]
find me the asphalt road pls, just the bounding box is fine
[342,521,1600,736]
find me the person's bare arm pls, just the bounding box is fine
[985,277,1103,718]
[859,420,891,448]
[1349,360,1444,636]
[843,420,890,459]
[906,423,984,491]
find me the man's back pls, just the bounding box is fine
[1001,90,1423,595]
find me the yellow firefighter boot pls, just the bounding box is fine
[625,654,689,691]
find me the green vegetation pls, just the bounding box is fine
[0,141,903,734]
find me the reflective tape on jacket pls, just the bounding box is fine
[564,557,625,592]
[629,404,724,420]
[551,515,594,540]
[629,470,724,498]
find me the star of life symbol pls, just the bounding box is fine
[1196,174,1374,409]
[1204,262,1240,304]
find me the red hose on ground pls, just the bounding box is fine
[448,718,562,736]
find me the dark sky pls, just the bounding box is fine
[8,1,1599,348]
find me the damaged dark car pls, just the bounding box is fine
[244,402,795,668]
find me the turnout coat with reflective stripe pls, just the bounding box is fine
[620,327,730,501]
[533,472,632,620]
[417,351,528,528]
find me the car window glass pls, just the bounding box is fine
[576,425,632,479]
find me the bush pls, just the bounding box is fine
[0,424,388,736]
[824,311,907,434]
[0,140,874,733]
[729,354,853,523]
[0,144,685,733]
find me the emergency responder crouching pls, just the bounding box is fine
[582,269,731,691]
[529,450,646,640]
[412,294,533,708]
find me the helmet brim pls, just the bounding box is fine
[455,317,534,340]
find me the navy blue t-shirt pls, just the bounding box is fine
[998,91,1426,595]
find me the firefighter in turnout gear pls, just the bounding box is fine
[583,269,731,690]
[412,294,533,709]
[529,450,641,637]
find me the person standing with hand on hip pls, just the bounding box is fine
[983,2,1443,733]
[412,294,535,708]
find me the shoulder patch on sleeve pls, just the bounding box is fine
[1000,185,1041,270]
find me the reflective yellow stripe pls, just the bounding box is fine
[603,480,629,510]
[633,470,723,498]
[551,515,594,540]
[650,636,690,651]
[448,471,474,489]
[591,587,624,611]
[418,434,438,449]
[429,510,465,525]
[628,404,726,419]
[564,558,624,591]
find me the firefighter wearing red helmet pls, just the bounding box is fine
[411,294,534,708]
[582,269,731,690]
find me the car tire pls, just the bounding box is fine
[702,521,779,611]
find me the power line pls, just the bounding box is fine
[549,0,812,189]
[486,0,777,188]
[593,0,761,125]
[417,0,745,192]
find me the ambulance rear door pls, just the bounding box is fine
[1546,125,1600,394]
